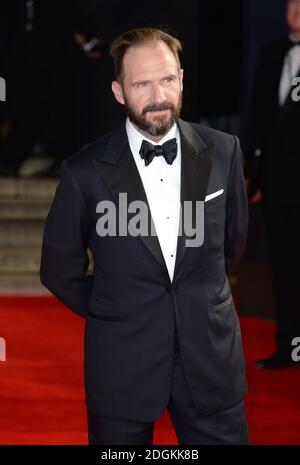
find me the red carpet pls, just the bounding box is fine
[0,296,300,445]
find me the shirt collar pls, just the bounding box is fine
[289,33,300,43]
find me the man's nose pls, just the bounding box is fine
[151,84,166,103]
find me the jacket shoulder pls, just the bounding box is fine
[65,132,112,169]
[262,37,289,54]
[188,122,237,153]
[257,37,290,66]
[56,130,114,185]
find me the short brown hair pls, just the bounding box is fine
[110,28,182,81]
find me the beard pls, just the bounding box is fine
[123,91,183,137]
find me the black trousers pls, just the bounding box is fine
[87,324,250,445]
[262,202,300,354]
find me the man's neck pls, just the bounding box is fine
[290,31,300,41]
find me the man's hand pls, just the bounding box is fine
[249,189,262,204]
[73,32,104,59]
[0,119,13,140]
[244,178,262,204]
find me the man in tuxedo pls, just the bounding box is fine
[246,0,300,369]
[40,28,249,444]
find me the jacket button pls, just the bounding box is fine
[166,286,172,293]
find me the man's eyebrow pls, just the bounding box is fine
[161,74,177,80]
[132,79,151,86]
[132,74,177,86]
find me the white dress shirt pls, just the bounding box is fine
[279,34,300,106]
[126,117,181,282]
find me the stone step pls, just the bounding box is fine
[0,246,41,274]
[0,274,50,295]
[0,199,51,220]
[0,176,58,200]
[0,246,94,274]
[0,221,44,246]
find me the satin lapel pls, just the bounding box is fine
[174,119,215,276]
[92,123,167,272]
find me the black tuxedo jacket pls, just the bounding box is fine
[40,118,248,422]
[245,38,300,204]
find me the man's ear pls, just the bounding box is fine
[180,69,184,91]
[111,80,125,105]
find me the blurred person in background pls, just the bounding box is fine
[245,0,300,369]
[0,0,44,176]
[0,0,123,177]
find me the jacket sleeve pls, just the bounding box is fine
[224,136,249,276]
[40,160,93,318]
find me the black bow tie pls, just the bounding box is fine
[139,138,177,167]
[288,39,300,49]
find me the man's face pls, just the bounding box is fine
[287,0,300,33]
[112,41,183,140]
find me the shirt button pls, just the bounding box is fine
[160,179,163,182]
[255,148,262,157]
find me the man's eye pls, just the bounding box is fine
[137,82,147,87]
[163,77,174,84]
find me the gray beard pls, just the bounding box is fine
[123,94,182,137]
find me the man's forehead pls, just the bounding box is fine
[123,42,178,74]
